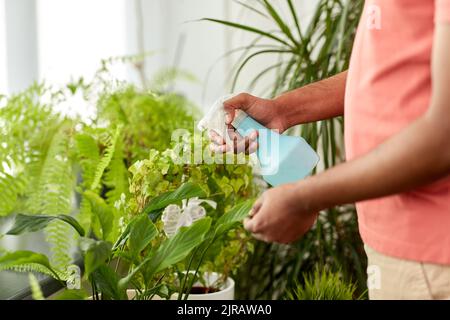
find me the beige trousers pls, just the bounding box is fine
[365,245,450,300]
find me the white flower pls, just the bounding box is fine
[114,193,126,211]
[161,198,216,237]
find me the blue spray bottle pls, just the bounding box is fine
[198,95,319,187]
[231,111,319,186]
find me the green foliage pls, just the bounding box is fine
[55,289,88,300]
[90,265,126,300]
[128,214,157,259]
[84,191,116,241]
[6,213,85,237]
[79,237,112,278]
[0,251,62,281]
[90,125,122,191]
[29,273,45,300]
[214,199,253,236]
[143,182,207,217]
[285,266,360,300]
[118,217,212,290]
[96,86,196,163]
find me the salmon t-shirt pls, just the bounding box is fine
[345,0,450,264]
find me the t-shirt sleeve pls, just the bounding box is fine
[435,0,450,23]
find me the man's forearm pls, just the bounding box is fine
[274,71,347,128]
[297,112,450,212]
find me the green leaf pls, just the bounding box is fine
[90,125,122,191]
[215,200,253,236]
[118,217,211,289]
[200,18,294,49]
[261,0,299,47]
[0,251,61,280]
[129,214,158,258]
[143,182,206,214]
[84,191,114,241]
[79,237,112,278]
[28,273,45,300]
[90,265,126,300]
[55,289,88,300]
[6,214,85,237]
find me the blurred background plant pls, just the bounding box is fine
[0,58,199,283]
[285,266,362,300]
[205,0,367,299]
[0,56,258,299]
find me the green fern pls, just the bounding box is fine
[74,132,101,188]
[0,172,27,216]
[0,263,67,281]
[21,124,76,271]
[103,138,129,206]
[28,273,45,300]
[90,125,122,191]
[0,83,62,216]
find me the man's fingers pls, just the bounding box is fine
[209,130,225,145]
[251,233,271,243]
[209,128,258,155]
[231,130,258,154]
[249,197,263,218]
[223,93,254,124]
[244,217,260,233]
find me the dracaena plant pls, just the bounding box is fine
[204,0,366,298]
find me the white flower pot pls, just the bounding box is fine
[126,272,235,300]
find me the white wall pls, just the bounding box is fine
[0,0,7,95]
[0,0,319,108]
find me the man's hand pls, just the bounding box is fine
[209,72,348,154]
[209,93,286,153]
[243,183,318,244]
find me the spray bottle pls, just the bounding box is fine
[198,94,319,187]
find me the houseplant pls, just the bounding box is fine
[0,57,257,299]
[204,0,366,298]
[0,59,196,277]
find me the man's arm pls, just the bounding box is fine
[211,71,347,152]
[275,71,347,128]
[244,24,450,244]
[299,24,450,212]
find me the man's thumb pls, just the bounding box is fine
[223,93,252,125]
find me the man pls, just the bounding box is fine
[209,1,450,299]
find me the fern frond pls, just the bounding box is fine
[28,273,45,300]
[103,138,129,206]
[24,124,74,215]
[21,124,76,271]
[45,220,74,271]
[0,172,27,216]
[0,263,67,280]
[90,125,122,191]
[74,133,100,188]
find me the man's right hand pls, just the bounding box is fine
[209,93,286,154]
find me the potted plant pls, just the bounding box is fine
[0,181,253,300]
[0,58,257,299]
